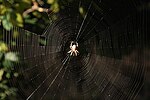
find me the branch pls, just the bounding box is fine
[23,1,50,17]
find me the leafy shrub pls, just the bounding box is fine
[0,41,19,100]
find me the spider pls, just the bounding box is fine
[67,41,79,56]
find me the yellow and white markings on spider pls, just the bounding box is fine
[67,41,79,56]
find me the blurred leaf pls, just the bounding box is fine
[13,30,19,38]
[79,7,84,15]
[10,41,16,46]
[2,14,13,30]
[32,11,42,18]
[0,42,8,52]
[7,0,14,4]
[14,0,31,11]
[1,80,7,84]
[3,0,12,8]
[0,82,8,89]
[6,73,10,79]
[0,5,7,15]
[51,2,59,13]
[0,85,17,99]
[5,90,11,96]
[14,72,18,77]
[23,14,30,19]
[3,60,13,68]
[25,18,38,24]
[47,0,55,4]
[0,52,4,60]
[10,12,23,27]
[22,0,32,4]
[0,69,4,81]
[15,13,23,27]
[0,93,6,100]
[5,52,19,62]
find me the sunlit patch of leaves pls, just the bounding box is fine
[48,0,60,13]
[0,0,61,31]
[0,0,26,30]
[0,41,19,100]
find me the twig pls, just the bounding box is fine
[23,0,49,17]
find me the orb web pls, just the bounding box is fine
[0,0,148,100]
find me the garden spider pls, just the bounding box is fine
[67,41,79,56]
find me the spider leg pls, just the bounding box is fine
[76,42,78,47]
[71,41,73,46]
[74,50,79,56]
[76,50,79,53]
[68,50,71,53]
[69,41,73,49]
[75,52,77,56]
[70,51,73,56]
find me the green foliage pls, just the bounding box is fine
[1,14,13,30]
[24,16,38,25]
[0,0,26,30]
[0,41,19,100]
[48,0,60,13]
[0,42,8,52]
[0,0,61,31]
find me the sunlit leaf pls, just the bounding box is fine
[10,12,23,27]
[79,6,86,17]
[79,7,84,14]
[0,5,7,14]
[2,15,13,30]
[14,72,18,77]
[47,0,55,4]
[15,13,23,27]
[5,52,19,62]
[0,42,8,52]
[22,0,32,4]
[51,2,59,13]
